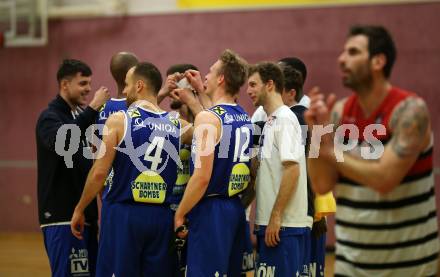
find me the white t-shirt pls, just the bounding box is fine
[251,105,267,123]
[251,94,310,124]
[253,105,312,228]
[298,95,310,108]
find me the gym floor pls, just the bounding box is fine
[0,232,335,276]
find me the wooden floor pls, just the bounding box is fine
[0,232,335,276]
[0,233,51,277]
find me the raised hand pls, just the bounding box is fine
[185,70,205,94]
[89,86,110,110]
[304,86,337,128]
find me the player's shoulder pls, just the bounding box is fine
[194,110,220,126]
[389,94,429,131]
[277,105,297,120]
[251,106,267,123]
[106,110,126,125]
[334,97,348,113]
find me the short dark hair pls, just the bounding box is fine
[281,65,304,102]
[349,25,396,78]
[218,49,248,95]
[248,62,284,94]
[166,63,199,76]
[133,62,163,95]
[279,57,307,83]
[56,59,92,84]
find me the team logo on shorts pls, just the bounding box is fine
[256,264,276,277]
[69,247,90,276]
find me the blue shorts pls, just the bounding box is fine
[255,226,311,277]
[242,221,255,273]
[170,204,187,276]
[310,233,326,276]
[42,224,98,277]
[186,197,247,277]
[97,202,176,277]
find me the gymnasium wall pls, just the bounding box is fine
[0,1,439,246]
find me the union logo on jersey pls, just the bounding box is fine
[224,113,234,124]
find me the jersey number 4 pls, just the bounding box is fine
[144,136,165,171]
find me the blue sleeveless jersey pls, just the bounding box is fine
[97,98,127,126]
[106,106,181,205]
[190,104,253,197]
[169,143,191,209]
[96,98,127,200]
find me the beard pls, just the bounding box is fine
[126,94,136,107]
[342,64,373,92]
[255,89,268,107]
[170,99,183,110]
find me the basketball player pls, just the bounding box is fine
[247,62,313,276]
[96,52,138,200]
[71,62,192,276]
[164,63,199,276]
[306,25,439,276]
[279,59,331,277]
[174,49,252,276]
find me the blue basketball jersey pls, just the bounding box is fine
[97,98,127,126]
[106,106,181,205]
[190,104,253,197]
[169,143,191,209]
[96,98,127,200]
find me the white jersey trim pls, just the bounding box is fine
[118,112,128,147]
[40,221,91,228]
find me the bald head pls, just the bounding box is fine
[110,52,138,95]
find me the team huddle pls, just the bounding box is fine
[36,25,438,277]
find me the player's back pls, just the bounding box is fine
[107,106,181,205]
[97,98,127,125]
[96,98,127,200]
[192,103,253,198]
[97,105,182,277]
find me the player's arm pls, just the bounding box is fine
[337,97,431,194]
[195,92,212,111]
[172,88,205,116]
[70,112,124,239]
[158,73,180,104]
[179,118,194,145]
[306,92,344,194]
[174,111,220,231]
[185,69,213,110]
[265,160,299,248]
